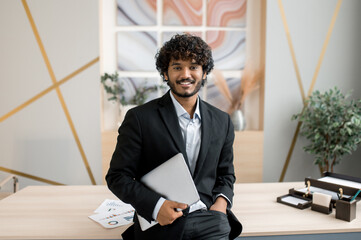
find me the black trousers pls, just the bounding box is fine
[182,209,231,240]
[123,209,241,240]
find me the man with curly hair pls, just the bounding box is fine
[106,34,242,240]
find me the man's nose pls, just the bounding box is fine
[180,68,191,79]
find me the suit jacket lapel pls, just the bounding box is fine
[193,100,213,179]
[158,92,190,168]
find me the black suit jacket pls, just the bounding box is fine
[106,91,242,239]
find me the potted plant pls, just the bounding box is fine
[100,72,125,104]
[292,87,361,175]
[101,72,164,123]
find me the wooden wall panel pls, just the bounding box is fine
[101,131,118,184]
[233,131,263,183]
[102,130,263,184]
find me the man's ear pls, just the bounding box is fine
[164,72,168,81]
[203,72,207,80]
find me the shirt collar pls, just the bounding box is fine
[169,91,201,120]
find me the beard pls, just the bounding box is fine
[167,78,205,98]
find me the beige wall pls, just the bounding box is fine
[2,0,361,192]
[0,0,101,191]
[264,0,361,181]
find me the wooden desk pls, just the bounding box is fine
[0,185,124,239]
[232,182,361,238]
[0,182,360,239]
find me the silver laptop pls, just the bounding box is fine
[137,153,200,231]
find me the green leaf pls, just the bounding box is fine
[292,87,361,167]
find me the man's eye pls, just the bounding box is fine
[190,66,198,70]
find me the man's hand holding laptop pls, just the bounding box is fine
[156,196,227,226]
[157,200,187,226]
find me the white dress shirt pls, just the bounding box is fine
[152,92,230,220]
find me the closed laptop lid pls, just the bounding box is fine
[140,153,199,205]
[138,153,200,231]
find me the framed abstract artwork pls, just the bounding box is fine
[115,0,248,113]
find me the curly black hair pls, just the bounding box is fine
[155,34,214,83]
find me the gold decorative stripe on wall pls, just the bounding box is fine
[0,166,64,185]
[277,0,306,102]
[307,0,343,97]
[259,0,267,130]
[22,0,57,84]
[21,0,96,185]
[0,57,99,123]
[279,121,302,182]
[278,0,343,182]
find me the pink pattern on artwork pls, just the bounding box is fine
[207,0,246,27]
[163,0,203,26]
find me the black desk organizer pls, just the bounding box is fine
[277,188,312,210]
[336,197,357,222]
[295,172,361,205]
[311,198,333,215]
[278,172,361,221]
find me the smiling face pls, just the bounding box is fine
[164,58,206,100]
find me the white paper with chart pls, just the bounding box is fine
[89,199,135,229]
